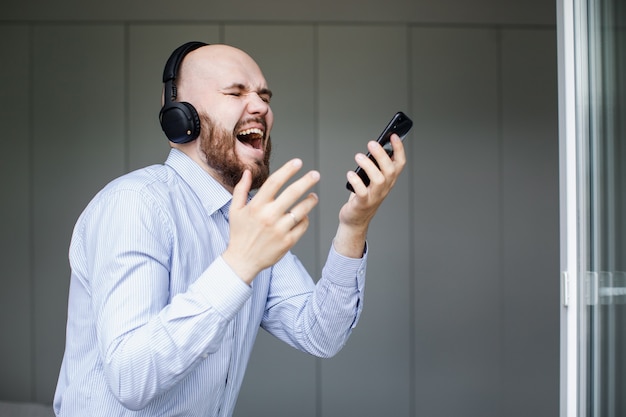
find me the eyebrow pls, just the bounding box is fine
[224,83,273,98]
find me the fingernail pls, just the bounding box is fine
[310,171,320,180]
[292,158,303,167]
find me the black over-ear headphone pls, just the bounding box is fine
[159,41,208,144]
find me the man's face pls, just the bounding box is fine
[198,112,272,190]
[176,45,275,190]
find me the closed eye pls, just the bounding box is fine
[222,84,272,103]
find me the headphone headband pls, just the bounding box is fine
[162,41,208,83]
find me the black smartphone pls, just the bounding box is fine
[346,111,413,192]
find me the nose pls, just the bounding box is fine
[247,92,270,115]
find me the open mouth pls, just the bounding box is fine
[236,127,264,150]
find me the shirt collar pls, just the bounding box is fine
[164,148,232,216]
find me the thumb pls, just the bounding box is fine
[231,170,252,210]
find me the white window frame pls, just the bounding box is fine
[558,0,590,415]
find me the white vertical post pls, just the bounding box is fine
[557,0,583,415]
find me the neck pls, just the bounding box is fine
[172,142,236,194]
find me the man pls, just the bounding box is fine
[53,42,406,417]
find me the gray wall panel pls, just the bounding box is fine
[1,0,555,26]
[0,25,33,402]
[500,28,560,417]
[412,0,555,25]
[318,25,412,417]
[411,27,502,417]
[31,25,126,401]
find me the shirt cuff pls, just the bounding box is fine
[325,242,368,288]
[190,256,253,320]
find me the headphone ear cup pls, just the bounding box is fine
[159,101,201,144]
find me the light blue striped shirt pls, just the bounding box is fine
[54,148,367,417]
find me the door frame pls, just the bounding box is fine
[558,0,589,415]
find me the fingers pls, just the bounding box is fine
[388,134,407,166]
[232,158,320,233]
[348,134,406,194]
[253,158,304,203]
[346,169,367,194]
[368,134,405,174]
[281,192,319,230]
[254,158,320,214]
[278,170,320,211]
[232,169,252,210]
[284,196,316,237]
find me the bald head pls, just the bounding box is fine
[176,44,269,106]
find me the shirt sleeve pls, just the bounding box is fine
[261,243,368,358]
[78,188,251,410]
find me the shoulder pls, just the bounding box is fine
[75,164,180,228]
[88,163,183,206]
[105,164,176,193]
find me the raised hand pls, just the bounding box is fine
[336,134,407,257]
[222,158,320,284]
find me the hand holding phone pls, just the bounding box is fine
[346,111,413,192]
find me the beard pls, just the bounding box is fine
[198,113,272,190]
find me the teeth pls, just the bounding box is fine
[238,128,264,138]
